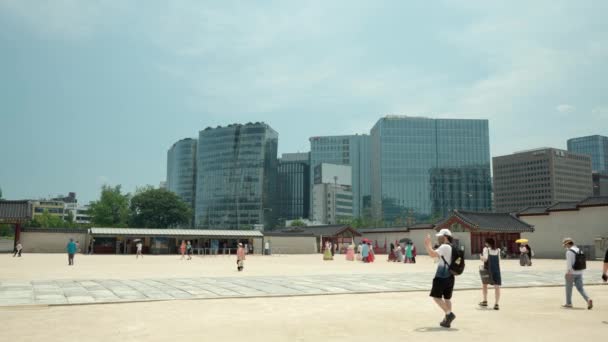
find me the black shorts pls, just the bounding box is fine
[430,276,455,300]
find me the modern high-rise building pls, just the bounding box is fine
[309,134,370,219]
[311,163,353,224]
[371,116,492,224]
[195,123,278,229]
[166,138,197,217]
[493,148,593,213]
[277,152,310,222]
[567,135,608,174]
[593,172,608,196]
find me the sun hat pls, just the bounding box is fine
[436,228,452,237]
[562,238,574,246]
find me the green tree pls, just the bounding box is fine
[290,219,306,227]
[32,209,68,228]
[65,211,75,224]
[89,185,130,227]
[129,186,191,228]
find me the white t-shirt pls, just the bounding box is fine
[265,242,269,249]
[136,243,142,251]
[566,246,584,275]
[435,244,452,277]
[482,247,500,260]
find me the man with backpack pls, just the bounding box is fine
[425,229,464,328]
[562,238,592,310]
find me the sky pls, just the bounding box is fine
[1,0,607,204]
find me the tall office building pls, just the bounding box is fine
[493,148,593,213]
[312,163,353,224]
[195,123,278,229]
[309,134,370,219]
[277,152,310,221]
[371,116,492,224]
[567,135,608,174]
[166,138,197,220]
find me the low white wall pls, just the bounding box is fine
[263,236,317,254]
[20,231,88,253]
[521,206,608,259]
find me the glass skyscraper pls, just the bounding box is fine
[567,135,608,174]
[166,138,197,225]
[195,123,278,229]
[309,135,371,219]
[277,153,310,221]
[371,116,492,224]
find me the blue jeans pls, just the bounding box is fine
[565,274,589,305]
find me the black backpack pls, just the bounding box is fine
[441,244,466,276]
[569,248,587,271]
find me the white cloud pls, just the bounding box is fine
[556,104,575,113]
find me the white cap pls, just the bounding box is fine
[436,229,452,237]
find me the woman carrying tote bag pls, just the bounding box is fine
[479,238,502,310]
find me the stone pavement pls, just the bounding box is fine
[0,270,603,306]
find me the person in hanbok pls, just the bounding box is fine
[361,242,369,262]
[346,244,355,261]
[368,243,375,263]
[323,241,334,260]
[388,243,396,262]
[396,245,404,262]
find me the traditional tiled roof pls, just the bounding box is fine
[0,200,32,223]
[21,227,89,234]
[517,206,549,215]
[578,196,608,207]
[280,225,362,237]
[548,202,579,211]
[438,210,535,233]
[358,227,409,234]
[90,228,263,238]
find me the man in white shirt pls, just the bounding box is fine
[562,238,592,310]
[424,229,456,328]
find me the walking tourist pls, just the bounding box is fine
[13,241,23,257]
[136,241,143,259]
[361,242,369,263]
[603,248,608,282]
[88,238,95,255]
[562,238,592,310]
[186,241,193,260]
[76,241,81,253]
[396,245,404,262]
[388,243,396,262]
[479,238,501,310]
[67,238,77,266]
[265,241,270,255]
[236,243,246,271]
[405,242,414,264]
[368,242,375,263]
[411,242,417,263]
[346,243,355,261]
[424,229,456,328]
[519,244,531,266]
[356,243,363,261]
[323,241,333,260]
[180,240,186,260]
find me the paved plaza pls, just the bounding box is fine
[0,254,605,306]
[1,254,607,341]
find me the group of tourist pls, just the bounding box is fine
[387,242,417,263]
[423,229,600,329]
[179,240,193,260]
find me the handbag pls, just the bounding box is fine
[479,247,494,285]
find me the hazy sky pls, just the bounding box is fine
[1,0,607,204]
